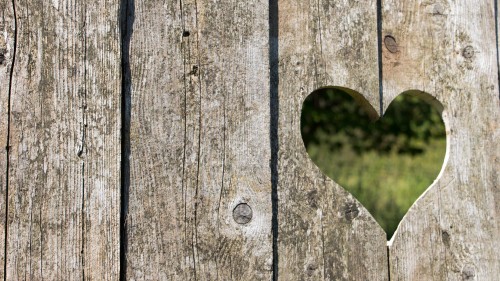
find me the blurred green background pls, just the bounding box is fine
[301,89,446,239]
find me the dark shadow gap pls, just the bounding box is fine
[3,0,17,280]
[377,2,390,278]
[495,0,500,100]
[81,162,86,280]
[387,245,391,281]
[81,18,88,280]
[268,0,279,280]
[376,0,384,115]
[119,0,134,280]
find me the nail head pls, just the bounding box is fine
[462,46,474,59]
[233,203,253,224]
[384,35,399,53]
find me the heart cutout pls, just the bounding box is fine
[301,88,446,239]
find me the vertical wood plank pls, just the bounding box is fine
[0,0,15,278]
[276,0,388,280]
[126,0,272,279]
[5,0,120,279]
[382,0,500,279]
[83,2,121,279]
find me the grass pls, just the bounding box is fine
[306,137,446,239]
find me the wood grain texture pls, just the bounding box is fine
[276,0,388,280]
[125,0,272,279]
[4,0,121,279]
[0,0,15,279]
[0,0,497,280]
[382,0,500,279]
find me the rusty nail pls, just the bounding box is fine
[384,35,398,53]
[462,46,474,59]
[233,203,253,224]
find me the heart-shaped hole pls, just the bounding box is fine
[301,88,446,240]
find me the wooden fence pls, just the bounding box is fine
[0,0,498,280]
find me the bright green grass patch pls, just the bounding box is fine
[307,137,446,239]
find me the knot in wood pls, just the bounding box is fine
[461,265,476,280]
[233,203,253,224]
[343,203,359,221]
[441,230,451,247]
[433,4,444,15]
[306,263,318,276]
[0,50,5,65]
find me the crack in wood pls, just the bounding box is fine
[3,0,17,279]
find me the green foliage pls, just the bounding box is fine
[301,89,446,155]
[301,89,446,239]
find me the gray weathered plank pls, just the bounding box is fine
[4,0,121,279]
[0,0,15,279]
[276,0,388,280]
[382,0,500,279]
[126,0,272,279]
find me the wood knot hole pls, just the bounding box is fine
[182,31,190,37]
[233,203,252,224]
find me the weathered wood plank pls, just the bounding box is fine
[0,0,15,278]
[382,0,500,279]
[82,3,121,279]
[276,0,388,280]
[4,0,120,279]
[126,0,272,279]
